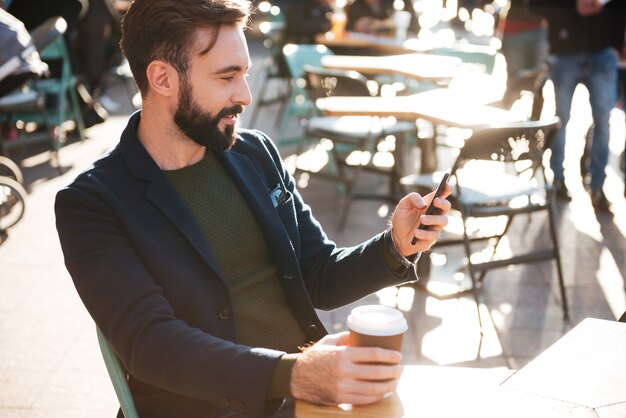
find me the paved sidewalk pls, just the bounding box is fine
[0,34,625,418]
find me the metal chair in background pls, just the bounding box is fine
[30,17,86,144]
[301,64,417,229]
[401,117,568,330]
[498,65,548,120]
[276,43,334,147]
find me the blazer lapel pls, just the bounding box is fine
[220,151,295,268]
[144,179,224,277]
[119,113,224,277]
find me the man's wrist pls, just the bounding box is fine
[268,353,300,399]
[383,229,420,274]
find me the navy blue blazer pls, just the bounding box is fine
[55,112,415,418]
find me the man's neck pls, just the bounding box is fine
[136,102,206,171]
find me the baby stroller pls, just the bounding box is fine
[0,9,38,240]
[0,155,25,242]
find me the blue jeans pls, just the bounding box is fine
[549,47,618,190]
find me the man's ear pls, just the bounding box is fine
[145,60,179,98]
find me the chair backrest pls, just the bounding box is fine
[38,37,73,83]
[501,66,549,118]
[96,328,139,418]
[451,117,561,184]
[281,43,333,81]
[302,64,372,102]
[29,17,67,52]
[280,44,333,118]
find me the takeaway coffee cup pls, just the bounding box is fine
[347,305,408,351]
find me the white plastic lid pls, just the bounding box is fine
[347,305,408,336]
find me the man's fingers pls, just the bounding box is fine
[346,347,402,365]
[291,340,405,406]
[348,363,404,381]
[339,378,400,404]
[417,213,449,230]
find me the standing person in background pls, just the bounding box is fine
[7,0,86,31]
[346,0,419,35]
[73,0,122,97]
[55,0,452,417]
[497,0,547,95]
[283,0,333,44]
[529,0,625,211]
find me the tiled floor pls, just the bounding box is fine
[0,32,624,418]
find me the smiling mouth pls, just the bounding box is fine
[218,105,244,123]
[221,113,239,125]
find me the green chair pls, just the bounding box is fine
[33,20,86,144]
[96,327,139,418]
[3,17,86,169]
[276,43,333,146]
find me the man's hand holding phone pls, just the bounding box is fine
[389,171,452,256]
[411,171,450,245]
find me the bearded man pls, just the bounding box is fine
[55,1,451,417]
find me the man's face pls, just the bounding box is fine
[173,25,252,151]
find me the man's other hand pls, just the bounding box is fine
[290,332,403,406]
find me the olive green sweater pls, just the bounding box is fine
[163,151,305,399]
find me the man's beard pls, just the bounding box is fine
[173,76,243,152]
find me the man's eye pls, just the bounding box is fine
[222,76,235,81]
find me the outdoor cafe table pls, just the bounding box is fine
[296,318,626,417]
[321,53,463,82]
[315,32,453,55]
[315,89,524,172]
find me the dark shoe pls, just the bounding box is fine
[553,179,571,201]
[590,189,611,212]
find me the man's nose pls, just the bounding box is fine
[233,77,252,107]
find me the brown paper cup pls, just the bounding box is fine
[347,305,407,383]
[349,330,405,352]
[347,305,408,345]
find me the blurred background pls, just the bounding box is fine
[0,0,624,416]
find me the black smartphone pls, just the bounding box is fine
[411,171,450,245]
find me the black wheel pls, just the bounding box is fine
[0,176,27,231]
[0,156,24,184]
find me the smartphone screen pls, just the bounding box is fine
[411,171,450,245]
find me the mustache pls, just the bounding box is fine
[217,105,244,119]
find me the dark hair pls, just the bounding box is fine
[120,0,251,96]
